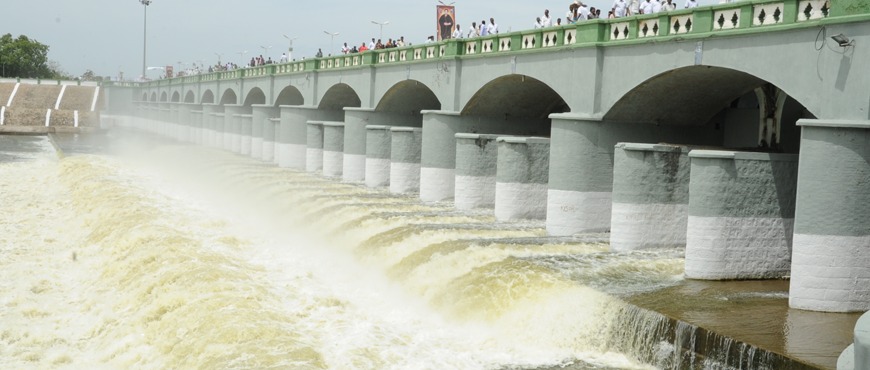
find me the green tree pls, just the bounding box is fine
[0,33,53,78]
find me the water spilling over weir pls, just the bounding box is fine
[0,133,852,369]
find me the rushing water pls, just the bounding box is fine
[0,133,836,369]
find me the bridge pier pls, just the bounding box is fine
[239,114,253,155]
[266,118,280,163]
[495,137,550,221]
[278,106,343,170]
[365,125,392,188]
[201,104,221,148]
[343,108,421,183]
[190,108,204,145]
[546,114,720,236]
[610,143,691,252]
[306,121,324,173]
[390,127,423,194]
[223,105,248,152]
[322,122,345,178]
[791,119,870,312]
[252,105,279,161]
[420,110,549,203]
[454,134,501,210]
[685,150,797,280]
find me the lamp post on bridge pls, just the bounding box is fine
[371,20,389,40]
[260,45,272,62]
[283,35,297,61]
[323,31,339,56]
[139,0,152,81]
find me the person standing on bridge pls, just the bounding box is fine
[468,22,479,38]
[453,24,463,39]
[480,20,489,36]
[685,0,699,8]
[612,0,628,17]
[488,18,499,34]
[542,9,552,27]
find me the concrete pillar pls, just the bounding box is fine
[837,311,870,370]
[685,150,798,280]
[366,125,392,188]
[322,122,345,178]
[390,127,423,194]
[495,137,550,221]
[158,106,170,138]
[213,112,226,149]
[306,121,324,173]
[265,118,280,162]
[252,105,279,161]
[238,114,253,155]
[546,114,721,236]
[421,110,551,203]
[343,108,421,183]
[168,103,180,140]
[190,109,204,145]
[223,105,250,153]
[454,134,501,210]
[278,106,343,170]
[791,119,870,312]
[610,143,691,252]
[201,104,221,148]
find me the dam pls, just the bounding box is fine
[3,0,870,368]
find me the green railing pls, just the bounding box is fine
[111,0,864,89]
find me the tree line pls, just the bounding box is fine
[0,33,73,80]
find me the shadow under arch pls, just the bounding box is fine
[604,65,813,126]
[184,90,195,103]
[150,92,157,102]
[318,83,361,112]
[219,89,237,105]
[462,74,570,119]
[159,91,168,102]
[274,85,304,106]
[376,80,441,114]
[171,91,180,102]
[201,90,215,104]
[243,87,266,106]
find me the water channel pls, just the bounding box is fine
[0,132,858,369]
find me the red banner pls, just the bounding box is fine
[437,5,456,41]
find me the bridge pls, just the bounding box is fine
[102,0,870,314]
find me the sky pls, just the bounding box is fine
[4,0,715,80]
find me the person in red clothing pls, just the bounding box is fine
[359,43,368,52]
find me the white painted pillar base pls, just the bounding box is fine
[366,158,390,187]
[306,148,323,173]
[685,216,793,280]
[791,234,870,312]
[262,140,275,162]
[495,182,548,221]
[420,167,455,202]
[280,143,307,170]
[545,189,612,235]
[252,137,263,159]
[323,151,343,178]
[343,154,366,183]
[240,135,252,156]
[390,162,421,194]
[610,202,688,251]
[454,175,496,210]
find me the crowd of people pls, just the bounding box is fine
[531,0,700,27]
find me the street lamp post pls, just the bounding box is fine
[139,0,152,80]
[371,20,389,40]
[323,31,339,56]
[283,35,298,61]
[237,50,248,66]
[215,52,223,66]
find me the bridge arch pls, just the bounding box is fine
[184,90,195,103]
[141,92,148,102]
[462,74,570,120]
[274,85,304,106]
[201,90,215,104]
[318,83,361,111]
[159,91,168,102]
[171,91,180,102]
[150,92,157,102]
[219,89,238,105]
[604,66,814,152]
[376,80,441,114]
[243,87,266,106]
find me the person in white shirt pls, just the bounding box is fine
[628,0,639,15]
[662,0,676,11]
[488,18,498,34]
[468,22,479,38]
[652,0,663,13]
[279,53,287,63]
[480,20,489,36]
[453,24,463,38]
[685,0,698,8]
[639,0,653,14]
[341,43,349,54]
[368,38,376,50]
[612,0,628,17]
[542,9,552,27]
[535,17,543,28]
[578,3,591,20]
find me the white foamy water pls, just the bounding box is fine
[0,135,686,370]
